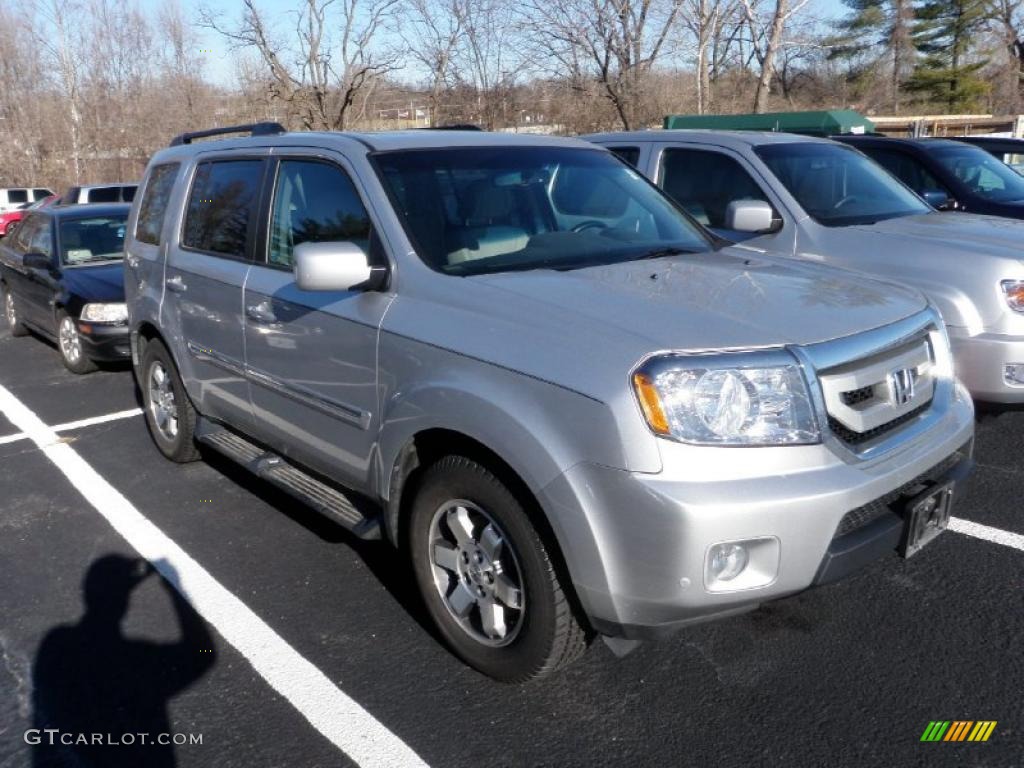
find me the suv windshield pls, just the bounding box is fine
[932,144,1024,201]
[755,143,931,226]
[60,215,128,265]
[374,146,711,275]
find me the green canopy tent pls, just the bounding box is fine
[662,110,875,137]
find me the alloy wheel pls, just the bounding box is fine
[428,500,525,646]
[147,361,179,440]
[58,316,82,364]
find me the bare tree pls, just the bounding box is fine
[201,0,400,130]
[740,0,812,112]
[36,0,85,181]
[525,0,686,129]
[684,0,742,113]
[991,0,1024,111]
[400,0,465,125]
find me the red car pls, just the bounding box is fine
[0,194,57,237]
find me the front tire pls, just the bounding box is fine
[140,338,200,462]
[409,455,588,682]
[57,311,97,374]
[3,285,28,337]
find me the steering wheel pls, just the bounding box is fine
[571,220,609,233]
[833,195,859,210]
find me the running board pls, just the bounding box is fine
[195,419,381,540]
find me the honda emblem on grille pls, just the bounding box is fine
[890,367,916,406]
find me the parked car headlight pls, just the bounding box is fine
[632,351,819,445]
[80,302,128,324]
[1001,280,1024,312]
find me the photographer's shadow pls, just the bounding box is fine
[32,555,216,767]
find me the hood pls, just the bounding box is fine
[63,262,125,303]
[853,212,1024,259]
[473,247,926,353]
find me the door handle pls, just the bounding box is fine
[246,301,278,325]
[165,276,187,293]
[125,254,140,268]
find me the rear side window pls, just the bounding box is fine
[88,187,120,203]
[609,146,640,167]
[135,164,179,246]
[183,160,264,258]
[7,189,28,204]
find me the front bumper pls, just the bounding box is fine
[77,321,131,362]
[538,384,975,639]
[948,327,1024,403]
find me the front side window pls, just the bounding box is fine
[29,219,53,258]
[931,145,1024,201]
[865,148,950,200]
[32,189,51,200]
[122,186,137,203]
[268,160,372,268]
[11,215,42,252]
[60,215,128,265]
[375,146,710,275]
[183,160,263,258]
[659,148,771,228]
[135,164,180,246]
[7,189,28,204]
[756,143,931,226]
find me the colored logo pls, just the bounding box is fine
[920,721,997,742]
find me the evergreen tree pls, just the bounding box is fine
[905,0,993,111]
[830,0,916,111]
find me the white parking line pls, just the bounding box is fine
[0,384,428,768]
[949,517,1024,552]
[0,407,142,445]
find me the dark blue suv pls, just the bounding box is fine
[835,135,1024,219]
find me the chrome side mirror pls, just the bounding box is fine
[293,241,378,292]
[725,200,778,233]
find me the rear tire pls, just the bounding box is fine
[409,455,588,682]
[3,285,28,337]
[140,338,200,462]
[56,310,98,374]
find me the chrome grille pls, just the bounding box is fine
[819,332,936,448]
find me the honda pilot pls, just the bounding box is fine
[124,124,975,681]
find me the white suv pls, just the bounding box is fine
[0,187,54,214]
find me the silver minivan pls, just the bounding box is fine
[124,125,974,680]
[587,130,1024,403]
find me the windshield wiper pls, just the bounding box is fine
[631,246,702,261]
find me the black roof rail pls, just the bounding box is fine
[418,124,483,131]
[169,122,286,147]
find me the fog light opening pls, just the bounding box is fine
[708,543,749,582]
[1004,363,1024,388]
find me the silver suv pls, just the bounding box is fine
[124,124,974,681]
[587,130,1024,403]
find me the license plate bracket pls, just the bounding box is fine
[899,481,954,558]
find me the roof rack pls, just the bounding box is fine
[169,122,286,147]
[418,124,483,131]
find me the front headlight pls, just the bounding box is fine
[80,302,127,324]
[632,351,819,445]
[1001,280,1024,312]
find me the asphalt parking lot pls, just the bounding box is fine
[0,318,1021,768]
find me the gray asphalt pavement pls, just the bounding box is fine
[0,318,1021,768]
